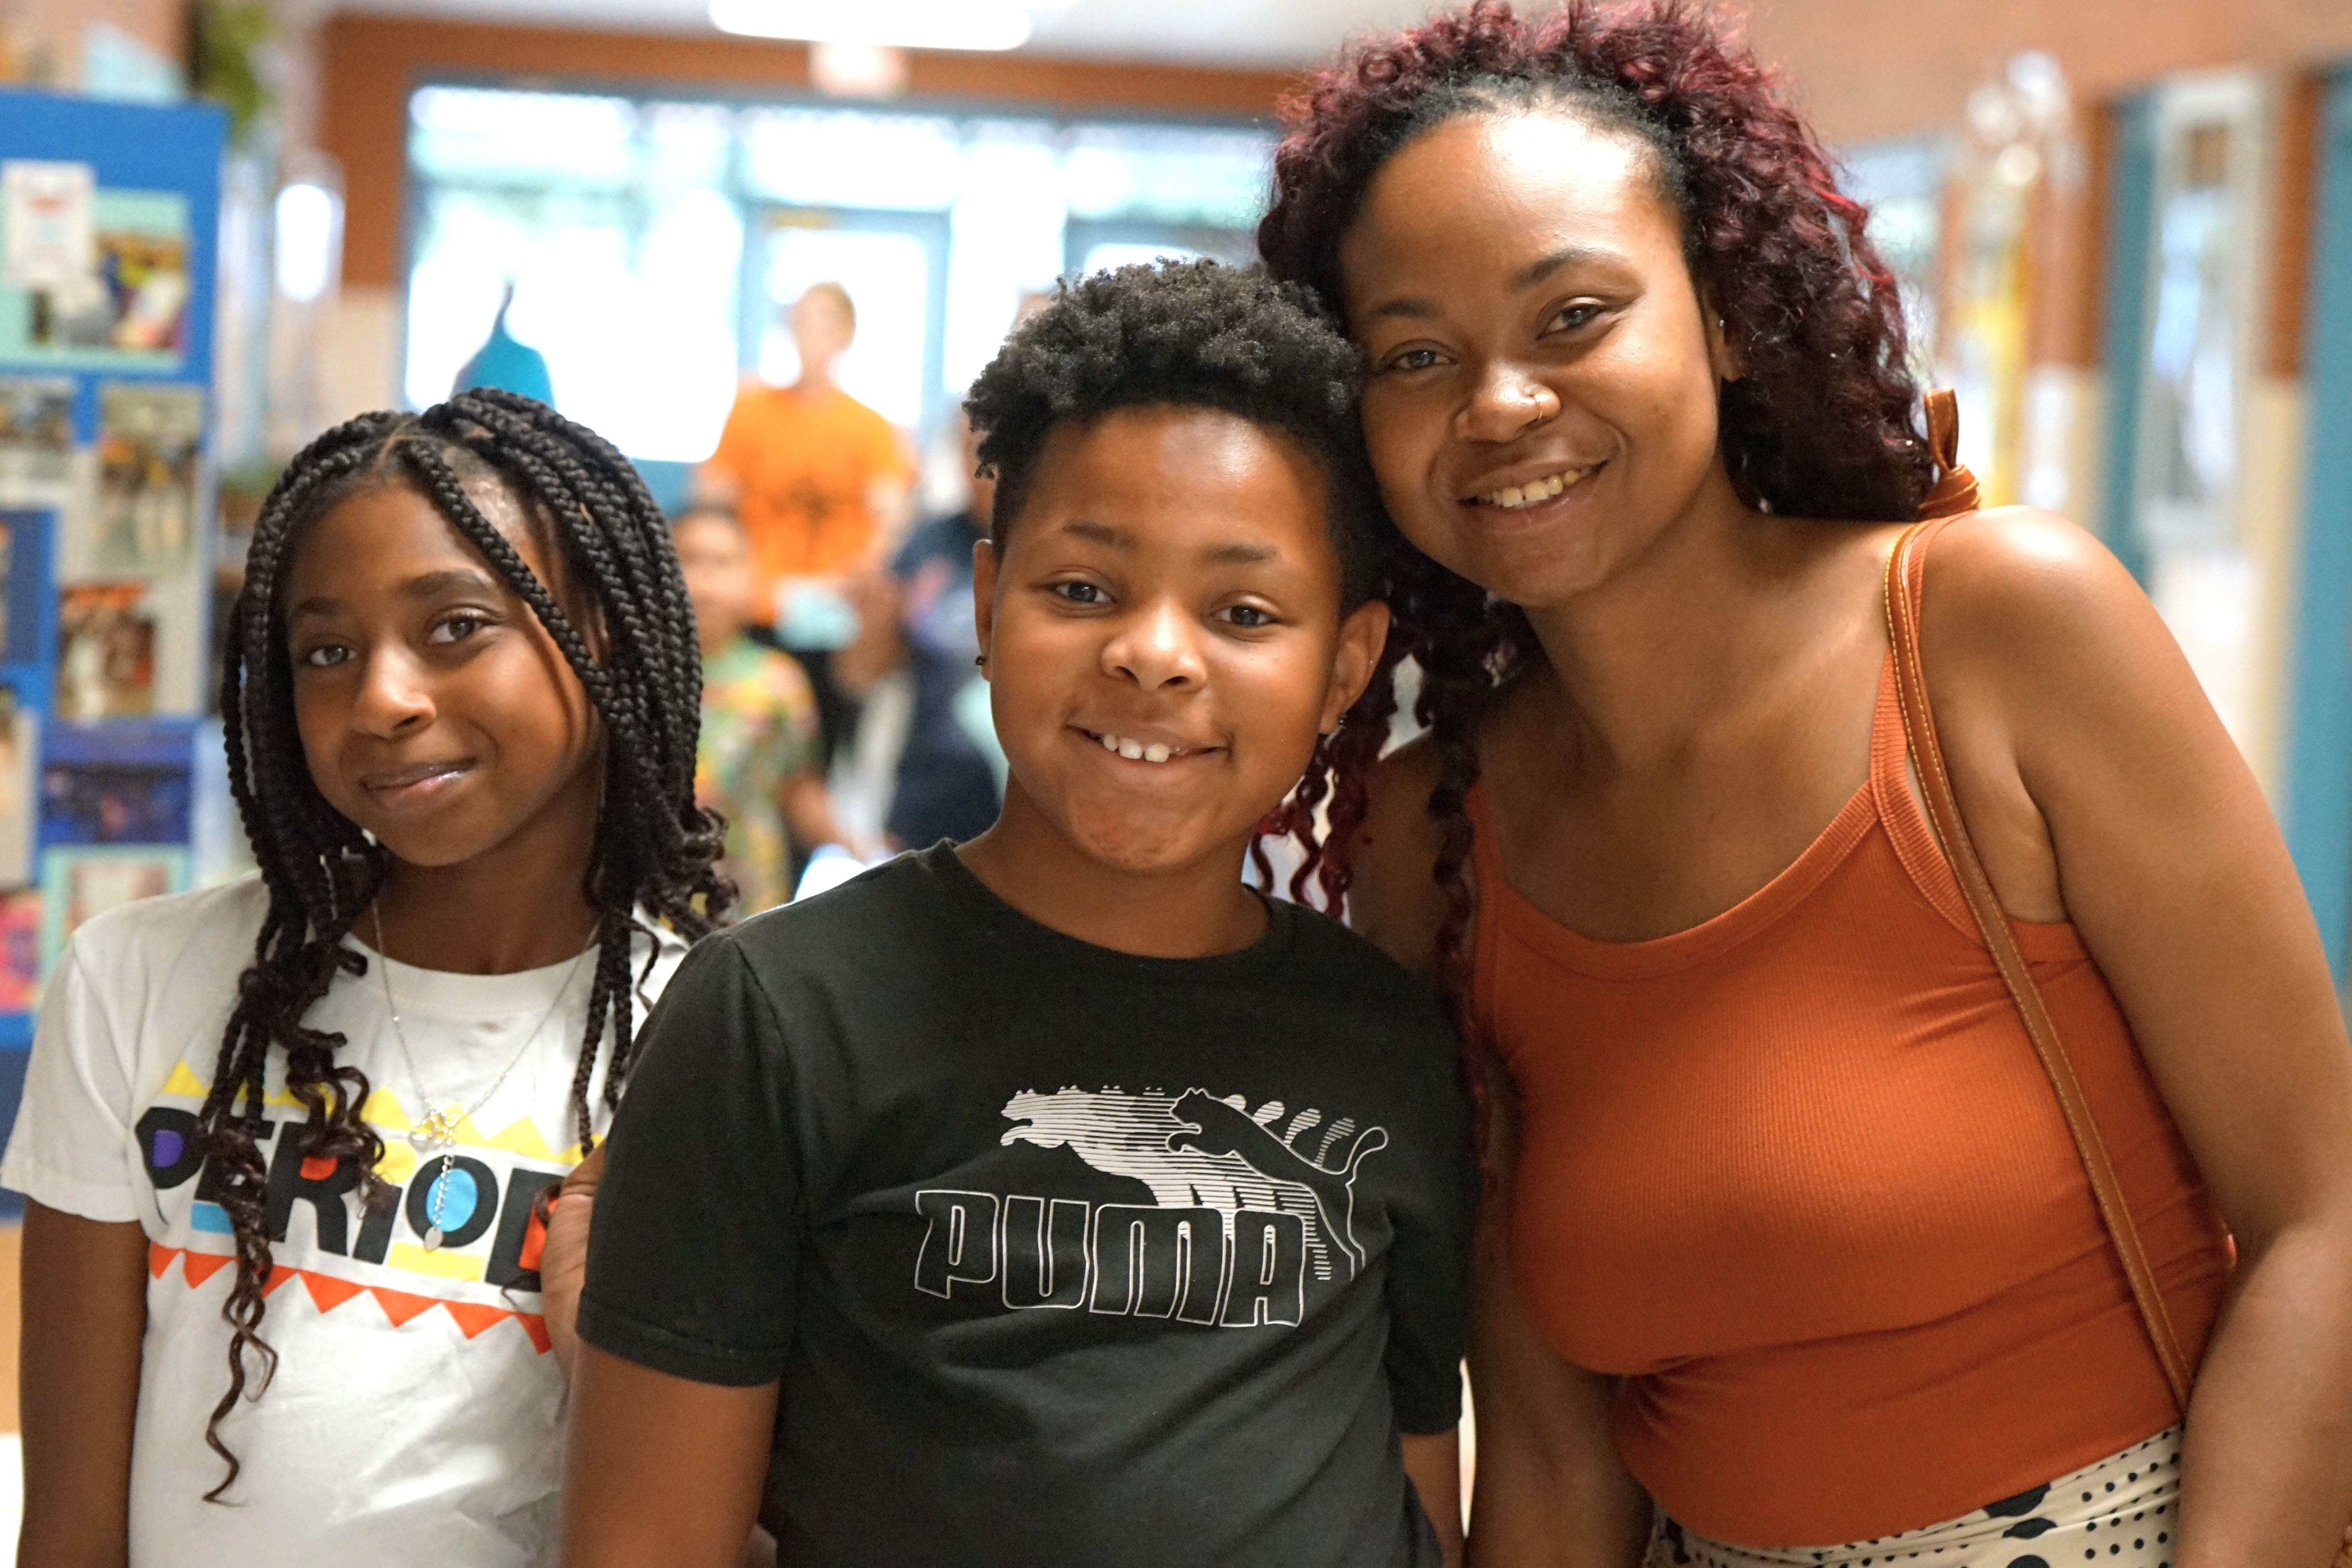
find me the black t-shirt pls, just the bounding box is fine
[579,844,1474,1568]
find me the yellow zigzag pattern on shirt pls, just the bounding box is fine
[159,1061,585,1167]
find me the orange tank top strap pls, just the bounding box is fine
[1867,518,1988,938]
[1865,391,2008,936]
[1884,487,2207,1414]
[1873,441,2092,965]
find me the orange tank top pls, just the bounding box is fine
[1470,656,2233,1547]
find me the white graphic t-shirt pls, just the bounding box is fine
[0,875,688,1568]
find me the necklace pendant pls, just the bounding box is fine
[410,1110,459,1151]
[423,1225,444,1251]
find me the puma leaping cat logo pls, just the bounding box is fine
[1169,1089,1387,1276]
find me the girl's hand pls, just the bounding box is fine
[542,1144,605,1379]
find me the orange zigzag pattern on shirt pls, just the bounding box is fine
[148,1242,553,1354]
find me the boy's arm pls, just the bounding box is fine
[561,1344,777,1568]
[1402,1429,1464,1568]
[562,935,804,1562]
[1376,983,1480,1568]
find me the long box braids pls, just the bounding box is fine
[199,389,729,1496]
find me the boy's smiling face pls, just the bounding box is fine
[974,405,1388,879]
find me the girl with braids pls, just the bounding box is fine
[5,388,727,1568]
[557,261,1471,1568]
[1259,4,2352,1566]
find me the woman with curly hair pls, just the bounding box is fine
[1259,4,2352,1565]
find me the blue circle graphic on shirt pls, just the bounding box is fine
[427,1168,479,1229]
[150,1128,185,1168]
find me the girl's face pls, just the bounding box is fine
[1338,111,1737,609]
[672,513,757,654]
[283,482,603,871]
[973,406,1388,877]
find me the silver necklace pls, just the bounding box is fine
[370,905,592,1250]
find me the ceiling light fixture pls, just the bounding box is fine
[709,0,1032,51]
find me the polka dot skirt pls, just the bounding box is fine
[1643,1427,2182,1568]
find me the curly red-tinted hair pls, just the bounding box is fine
[1255,0,1938,1095]
[1261,0,1933,520]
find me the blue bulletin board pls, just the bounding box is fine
[0,91,226,1197]
[0,507,52,1047]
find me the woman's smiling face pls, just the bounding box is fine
[1339,111,1737,609]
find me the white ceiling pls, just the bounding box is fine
[332,0,1445,67]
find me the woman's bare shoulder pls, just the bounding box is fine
[1910,507,2193,751]
[1912,507,2141,658]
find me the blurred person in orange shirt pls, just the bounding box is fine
[696,282,912,607]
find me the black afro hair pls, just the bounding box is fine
[962,258,1390,609]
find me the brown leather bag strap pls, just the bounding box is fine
[1914,389,1983,520]
[1884,513,2197,1414]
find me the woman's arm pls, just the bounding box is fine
[19,1202,149,1568]
[1928,511,2352,1568]
[1351,748,1646,1567]
[560,1345,778,1568]
[1462,1216,1649,1568]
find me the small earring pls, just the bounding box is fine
[973,654,986,668]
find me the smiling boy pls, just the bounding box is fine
[560,262,1473,1568]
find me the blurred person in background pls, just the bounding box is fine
[695,282,913,618]
[673,502,850,914]
[825,552,999,858]
[891,413,993,662]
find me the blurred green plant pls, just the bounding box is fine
[189,1,275,146]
